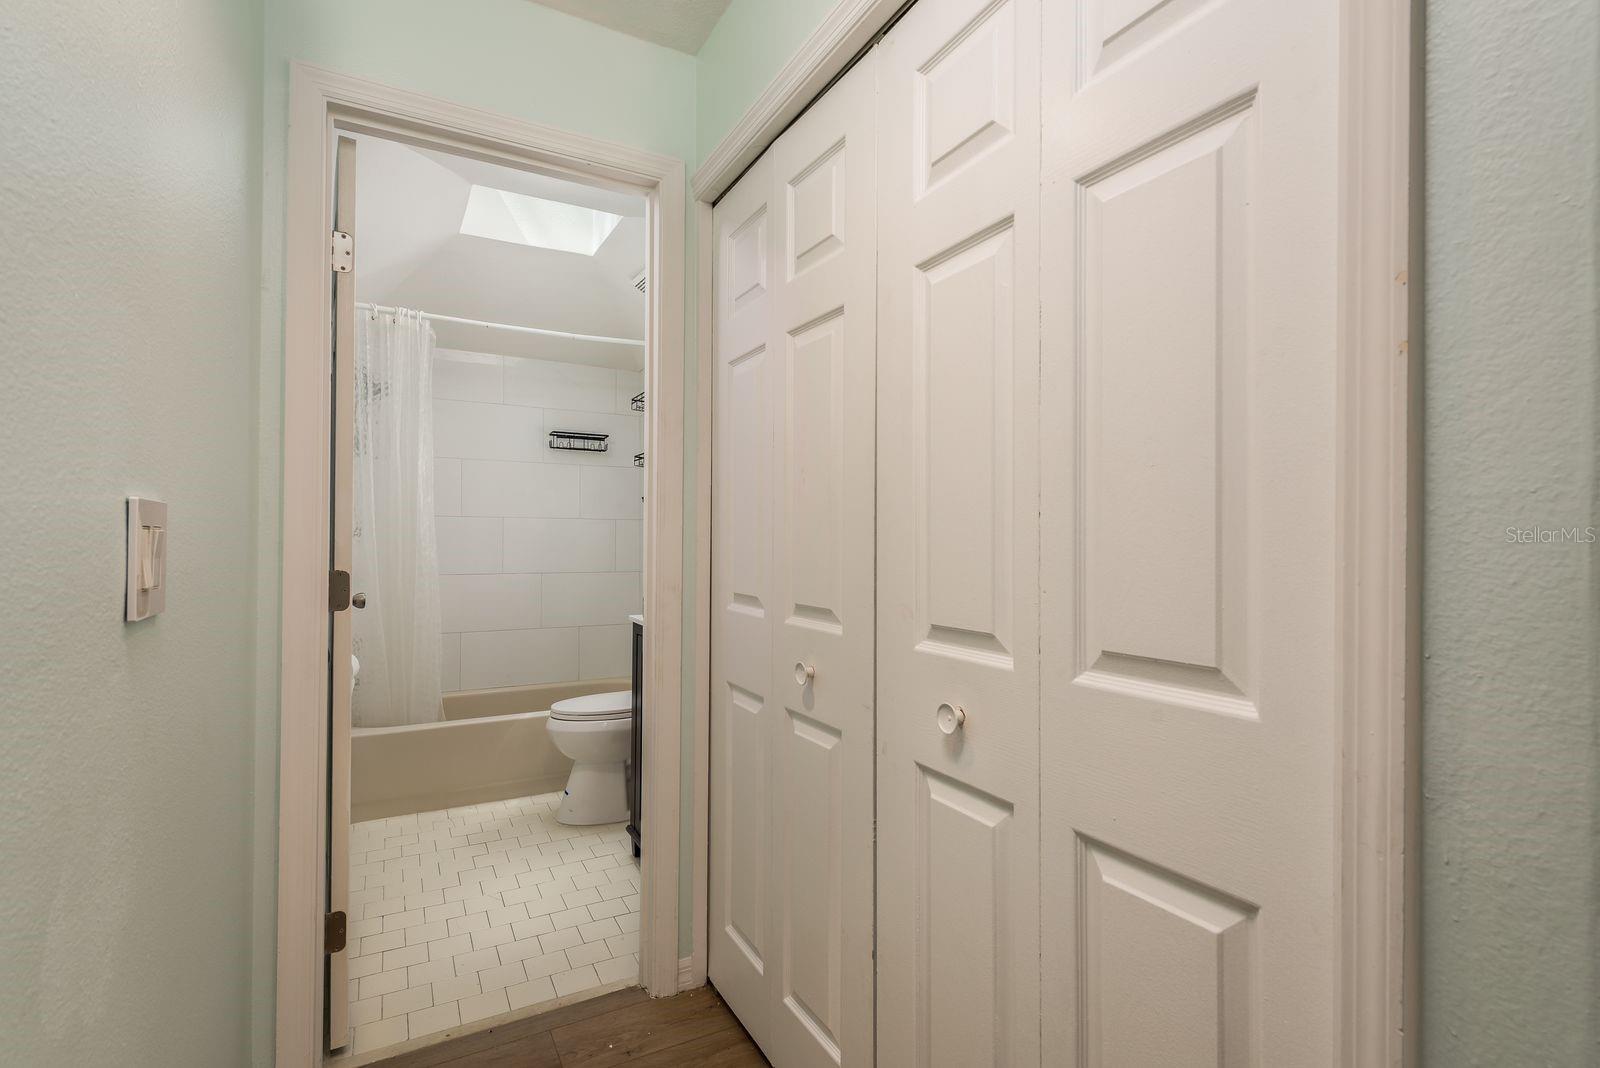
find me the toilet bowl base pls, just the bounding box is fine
[557,759,628,825]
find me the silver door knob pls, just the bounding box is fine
[794,661,815,685]
[352,592,367,609]
[936,703,966,735]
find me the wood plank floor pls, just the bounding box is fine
[365,986,769,1068]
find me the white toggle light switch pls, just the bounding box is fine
[126,497,168,621]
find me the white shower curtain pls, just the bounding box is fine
[351,307,444,727]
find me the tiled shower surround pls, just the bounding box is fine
[431,349,644,692]
[343,793,640,1055]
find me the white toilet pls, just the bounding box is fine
[546,690,633,825]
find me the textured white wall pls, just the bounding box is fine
[0,0,264,1064]
[1422,0,1599,1061]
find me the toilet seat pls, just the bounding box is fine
[549,689,632,722]
[546,691,635,825]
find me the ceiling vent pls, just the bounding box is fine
[630,268,648,294]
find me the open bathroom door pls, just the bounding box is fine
[326,133,357,1052]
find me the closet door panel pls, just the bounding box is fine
[769,53,878,1068]
[876,0,1042,1063]
[710,157,777,1042]
[1041,0,1346,1062]
[712,50,877,1068]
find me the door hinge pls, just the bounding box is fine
[324,910,347,955]
[330,230,353,273]
[330,569,351,612]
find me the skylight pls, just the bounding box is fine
[459,185,623,256]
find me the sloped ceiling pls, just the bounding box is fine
[353,134,646,371]
[524,0,733,54]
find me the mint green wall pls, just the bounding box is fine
[0,0,265,1064]
[1421,0,1599,1062]
[255,5,699,1059]
[695,0,840,165]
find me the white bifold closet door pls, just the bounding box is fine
[709,51,877,1068]
[714,0,1358,1060]
[874,0,1043,1063]
[1039,0,1348,1063]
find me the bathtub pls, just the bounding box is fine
[351,678,629,822]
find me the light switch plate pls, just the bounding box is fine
[126,496,168,622]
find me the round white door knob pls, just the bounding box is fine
[936,703,966,735]
[794,661,815,686]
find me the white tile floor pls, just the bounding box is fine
[343,793,640,1056]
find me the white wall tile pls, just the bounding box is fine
[578,625,631,681]
[440,633,462,692]
[434,399,543,461]
[439,573,541,633]
[613,520,642,572]
[433,350,503,403]
[503,519,615,574]
[542,572,642,628]
[435,517,502,575]
[579,467,643,519]
[460,461,580,518]
[459,629,580,689]
[434,353,647,698]
[541,410,640,467]
[614,372,643,415]
[435,459,462,517]
[504,357,616,413]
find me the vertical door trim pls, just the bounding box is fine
[1337,0,1419,1062]
[688,198,716,991]
[278,62,687,1067]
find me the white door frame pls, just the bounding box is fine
[275,62,687,1068]
[685,0,1418,1061]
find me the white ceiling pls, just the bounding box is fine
[525,0,732,54]
[352,134,646,371]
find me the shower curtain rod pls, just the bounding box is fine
[357,302,645,348]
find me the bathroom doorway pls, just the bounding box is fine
[334,129,646,1058]
[276,65,688,1068]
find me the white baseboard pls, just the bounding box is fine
[678,955,701,992]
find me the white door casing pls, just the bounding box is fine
[709,53,879,1068]
[1040,0,1346,1062]
[874,0,1043,1063]
[327,133,357,1053]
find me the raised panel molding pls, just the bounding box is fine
[726,345,771,617]
[914,0,1016,196]
[1080,0,1217,84]
[781,710,845,1060]
[788,140,847,277]
[916,766,1015,1066]
[1078,838,1257,1066]
[786,311,847,633]
[913,222,1016,666]
[1076,97,1255,717]
[725,683,769,971]
[730,207,769,311]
